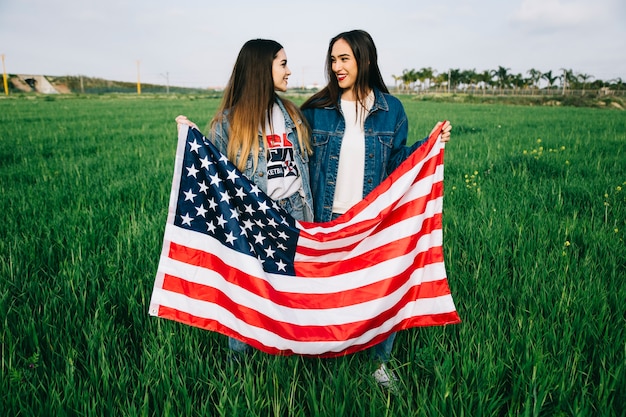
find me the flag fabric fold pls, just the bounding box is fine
[149,124,460,357]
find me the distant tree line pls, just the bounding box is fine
[392,66,624,95]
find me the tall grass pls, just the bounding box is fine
[1,95,624,416]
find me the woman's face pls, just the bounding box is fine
[330,38,358,97]
[272,48,291,92]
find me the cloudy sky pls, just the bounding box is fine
[1,0,624,88]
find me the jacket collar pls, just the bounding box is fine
[334,88,389,112]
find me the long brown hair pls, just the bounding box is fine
[301,30,388,110]
[211,39,311,171]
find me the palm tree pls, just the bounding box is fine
[510,73,527,91]
[461,69,478,92]
[578,73,594,93]
[401,69,418,92]
[414,68,425,92]
[433,72,447,92]
[419,67,435,91]
[560,68,575,95]
[492,66,511,93]
[448,69,462,91]
[527,68,542,90]
[391,74,402,92]
[542,70,559,90]
[476,70,492,95]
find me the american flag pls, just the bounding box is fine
[149,124,460,357]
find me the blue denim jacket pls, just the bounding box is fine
[210,97,314,222]
[302,88,426,222]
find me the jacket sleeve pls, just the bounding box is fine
[386,107,427,175]
[208,118,229,155]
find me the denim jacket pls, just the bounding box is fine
[210,97,314,222]
[302,88,426,222]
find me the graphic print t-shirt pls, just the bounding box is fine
[265,103,302,200]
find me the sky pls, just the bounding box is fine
[1,0,625,89]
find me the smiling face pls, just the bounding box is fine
[330,38,358,100]
[272,48,291,92]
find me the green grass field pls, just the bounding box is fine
[1,94,624,416]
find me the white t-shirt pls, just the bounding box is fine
[332,94,373,214]
[265,103,302,200]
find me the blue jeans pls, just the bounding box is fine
[229,337,250,353]
[230,331,397,360]
[370,332,396,363]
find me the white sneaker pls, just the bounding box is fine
[372,363,399,392]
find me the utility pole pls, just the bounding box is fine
[136,60,142,95]
[1,54,8,96]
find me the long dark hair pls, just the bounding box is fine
[212,39,310,171]
[302,29,388,110]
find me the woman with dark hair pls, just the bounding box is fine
[177,38,314,355]
[301,29,452,389]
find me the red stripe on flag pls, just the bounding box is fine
[167,241,446,309]
[157,304,419,357]
[295,213,442,277]
[157,302,459,358]
[158,273,457,345]
[297,182,443,257]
